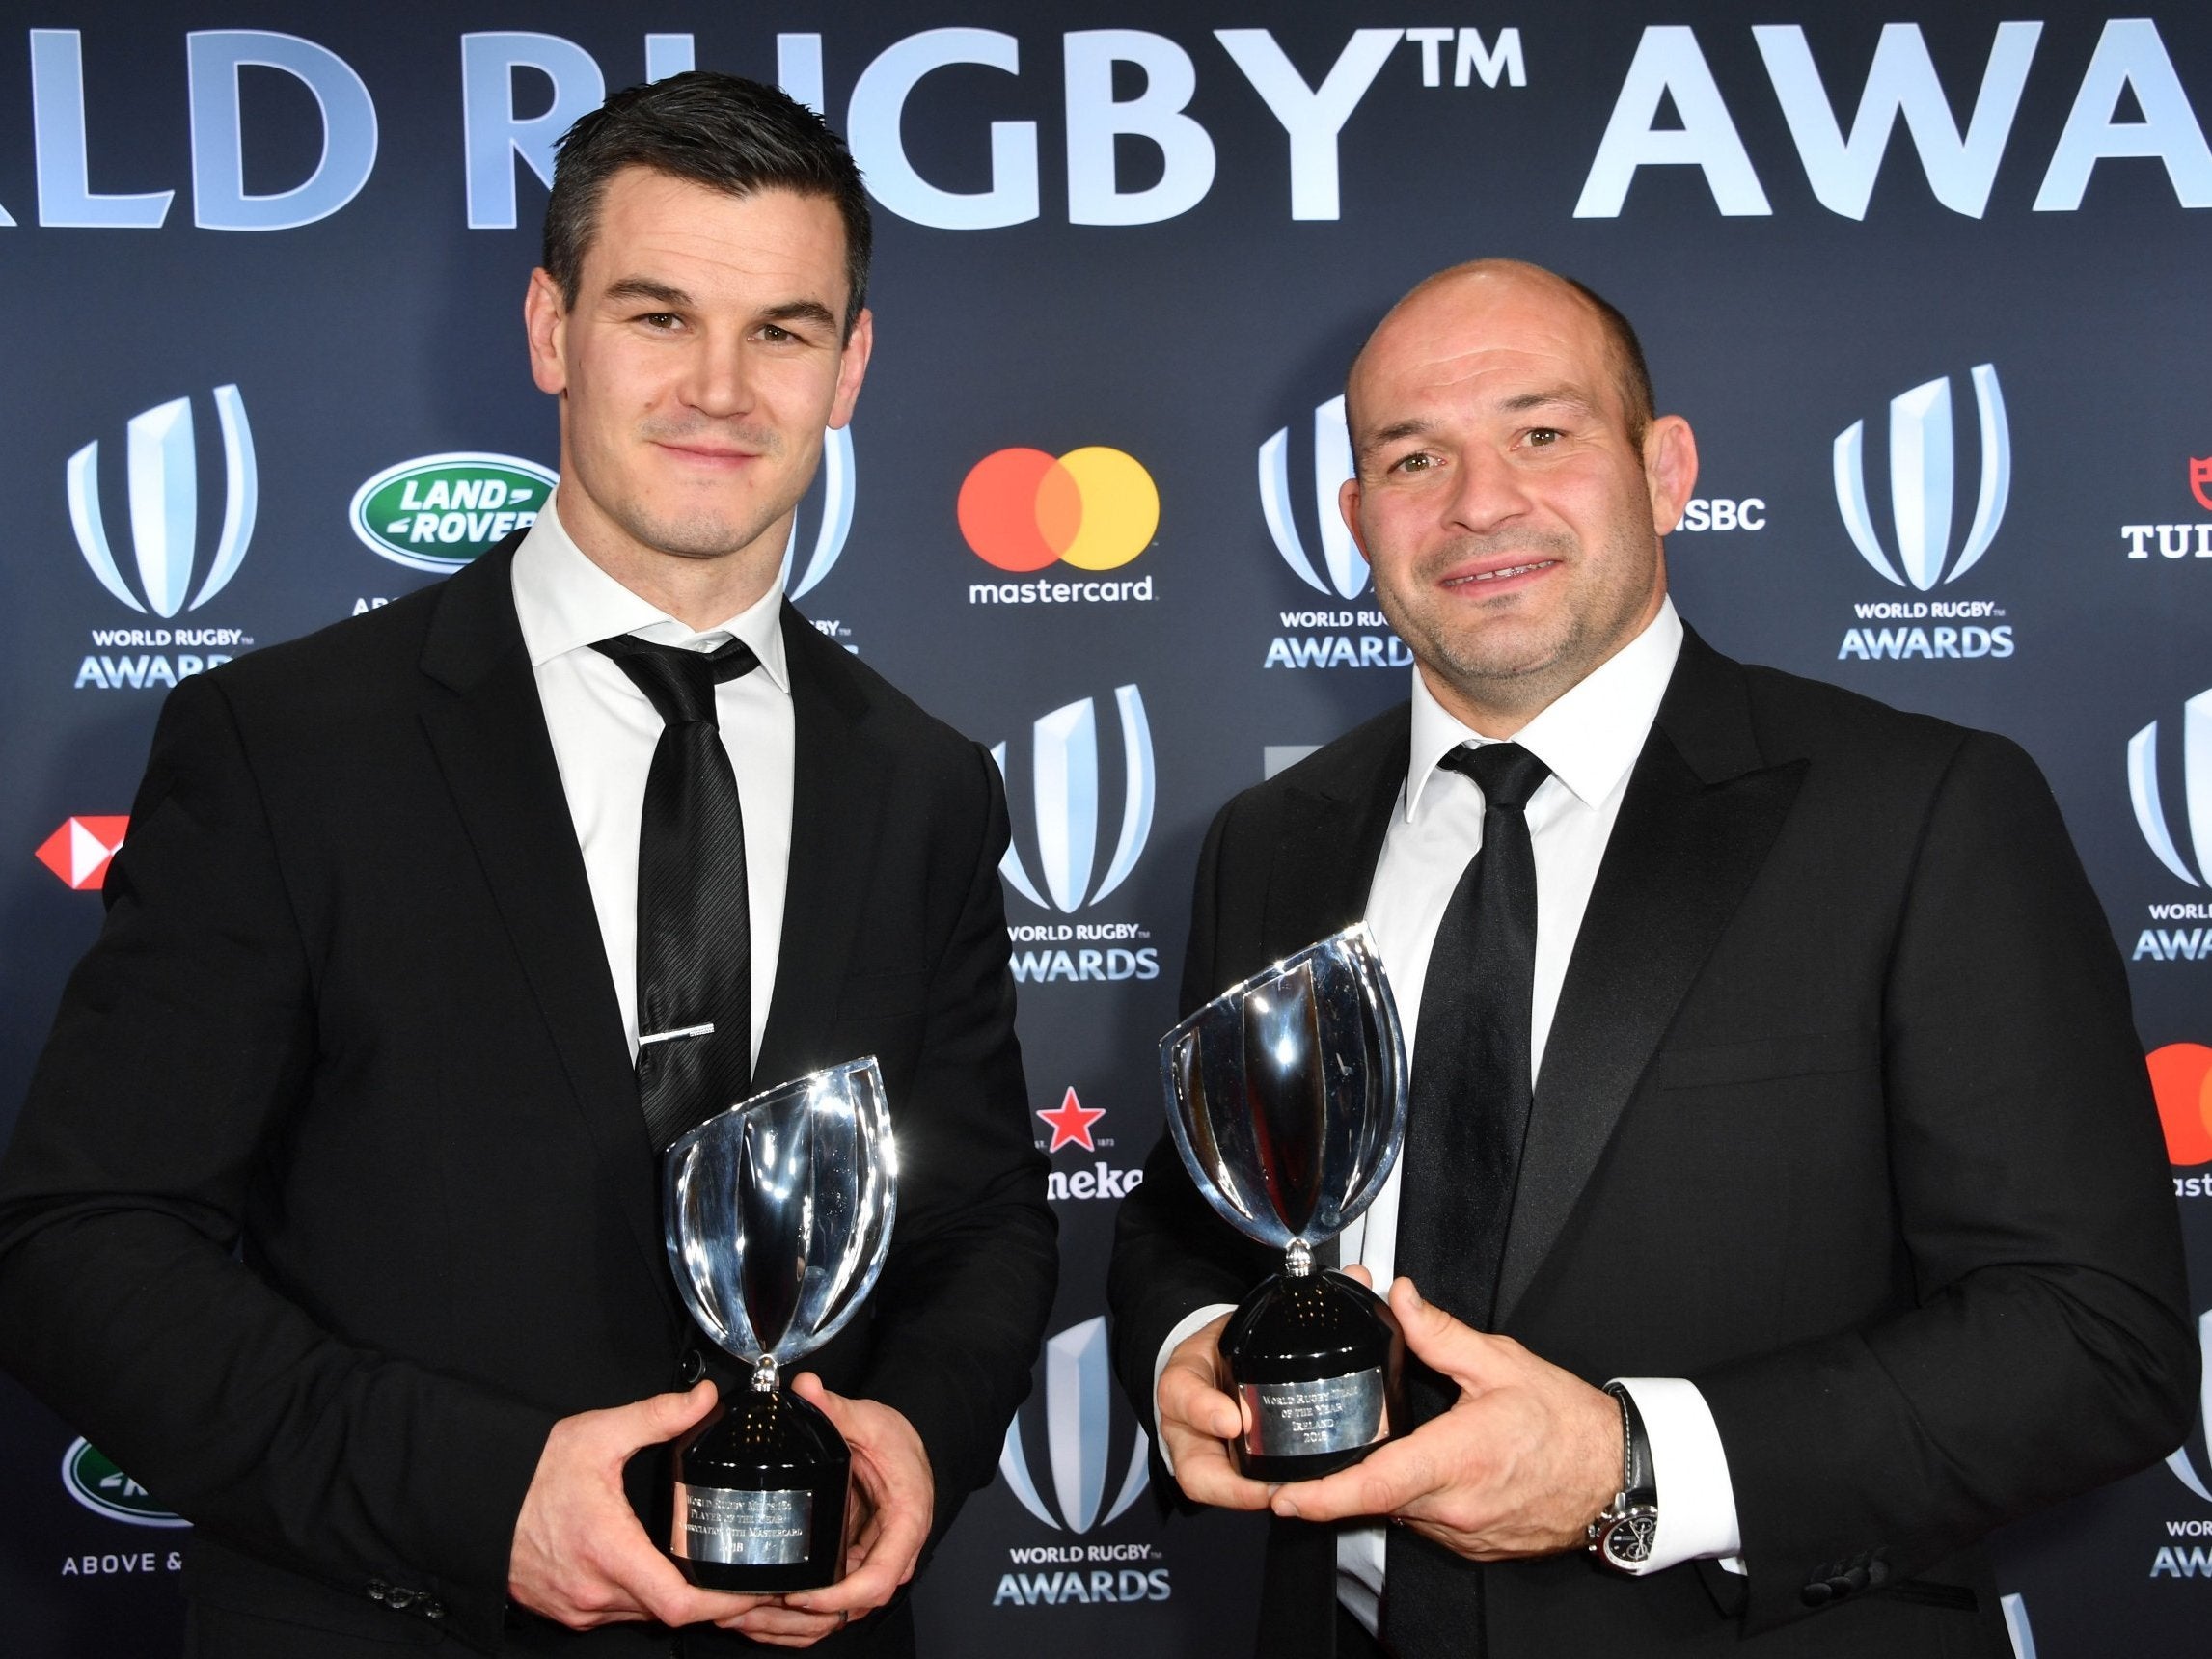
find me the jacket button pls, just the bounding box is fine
[1843,1565,1870,1592]
[424,1601,447,1620]
[368,1579,390,1603]
[677,1348,705,1385]
[1866,1559,1890,1587]
[1801,1582,1833,1607]
[388,1588,417,1610]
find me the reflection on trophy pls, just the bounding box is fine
[662,1058,897,1591]
[1160,925,1409,1482]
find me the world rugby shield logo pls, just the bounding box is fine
[2166,1310,2212,1503]
[998,1318,1150,1533]
[2129,690,2212,886]
[1260,394,1366,598]
[779,425,856,601]
[68,386,257,617]
[1833,365,2009,590]
[992,686,1155,913]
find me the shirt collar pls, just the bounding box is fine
[510,496,791,692]
[1405,596,1683,820]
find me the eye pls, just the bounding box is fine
[637,312,684,332]
[1524,426,1564,448]
[759,323,795,343]
[1389,451,1437,475]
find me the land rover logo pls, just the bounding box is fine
[61,1438,187,1527]
[349,452,557,574]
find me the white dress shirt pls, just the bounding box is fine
[1154,599,1743,1635]
[509,501,794,1070]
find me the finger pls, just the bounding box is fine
[724,1603,846,1643]
[617,1537,762,1629]
[617,1379,722,1455]
[1158,1361,1243,1443]
[1273,1433,1442,1523]
[1161,1423,1276,1510]
[794,1466,931,1615]
[1340,1263,1375,1290]
[1388,1279,1496,1385]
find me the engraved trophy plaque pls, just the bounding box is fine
[663,1057,897,1591]
[1160,926,1409,1482]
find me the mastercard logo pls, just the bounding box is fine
[2150,1042,2212,1166]
[958,447,1159,573]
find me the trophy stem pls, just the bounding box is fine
[750,1355,779,1394]
[1283,1239,1314,1277]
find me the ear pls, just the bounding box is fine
[525,268,569,397]
[1644,415,1698,537]
[828,308,874,431]
[1338,474,1369,558]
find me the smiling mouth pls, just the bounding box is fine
[1443,558,1559,587]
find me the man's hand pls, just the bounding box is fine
[718,1375,934,1648]
[1156,1311,1275,1511]
[1270,1278,1623,1560]
[509,1381,772,1629]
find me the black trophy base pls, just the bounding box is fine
[669,1385,852,1592]
[1219,1267,1406,1482]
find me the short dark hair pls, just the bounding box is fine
[543,71,872,336]
[1561,275,1655,445]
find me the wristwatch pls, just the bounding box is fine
[1586,1382,1659,1572]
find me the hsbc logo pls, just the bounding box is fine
[991,686,1155,913]
[779,426,855,602]
[1834,364,2009,592]
[36,817,127,891]
[2167,1311,2212,1505]
[998,1318,1149,1534]
[1261,394,1365,599]
[2129,691,2212,888]
[68,387,257,618]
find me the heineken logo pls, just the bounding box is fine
[349,452,556,573]
[61,1438,187,1527]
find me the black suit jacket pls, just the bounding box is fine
[1109,627,2195,1657]
[0,542,1056,1655]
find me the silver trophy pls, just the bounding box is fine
[1160,925,1409,1480]
[662,1057,897,1591]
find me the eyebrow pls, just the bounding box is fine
[1358,388,1599,455]
[602,277,692,308]
[600,279,836,334]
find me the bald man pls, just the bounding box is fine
[1108,261,2193,1659]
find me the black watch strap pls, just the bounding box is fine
[1610,1382,1655,1505]
[1586,1383,1660,1572]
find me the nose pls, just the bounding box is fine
[1443,445,1532,537]
[680,329,755,421]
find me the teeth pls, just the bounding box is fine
[1459,561,1548,584]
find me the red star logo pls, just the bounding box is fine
[1037,1087,1106,1154]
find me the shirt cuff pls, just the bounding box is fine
[1609,1376,1744,1575]
[1151,1304,1238,1477]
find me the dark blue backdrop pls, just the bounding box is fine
[3,4,2208,1653]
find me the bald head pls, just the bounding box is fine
[1351,260,1655,449]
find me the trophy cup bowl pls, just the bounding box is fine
[662,1057,897,1591]
[1160,926,1409,1482]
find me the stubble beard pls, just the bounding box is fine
[596,417,804,565]
[1377,528,1658,718]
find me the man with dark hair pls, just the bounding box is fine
[0,72,1053,1657]
[1108,258,2194,1657]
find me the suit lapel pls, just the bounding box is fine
[1495,632,1807,1323]
[752,607,891,1087]
[1260,705,1409,963]
[416,541,674,1318]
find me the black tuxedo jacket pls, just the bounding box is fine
[0,543,1056,1655]
[1109,628,2195,1657]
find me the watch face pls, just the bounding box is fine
[1602,1509,1659,1566]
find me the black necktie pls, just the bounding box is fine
[1383,740,1550,1657]
[592,632,759,1150]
